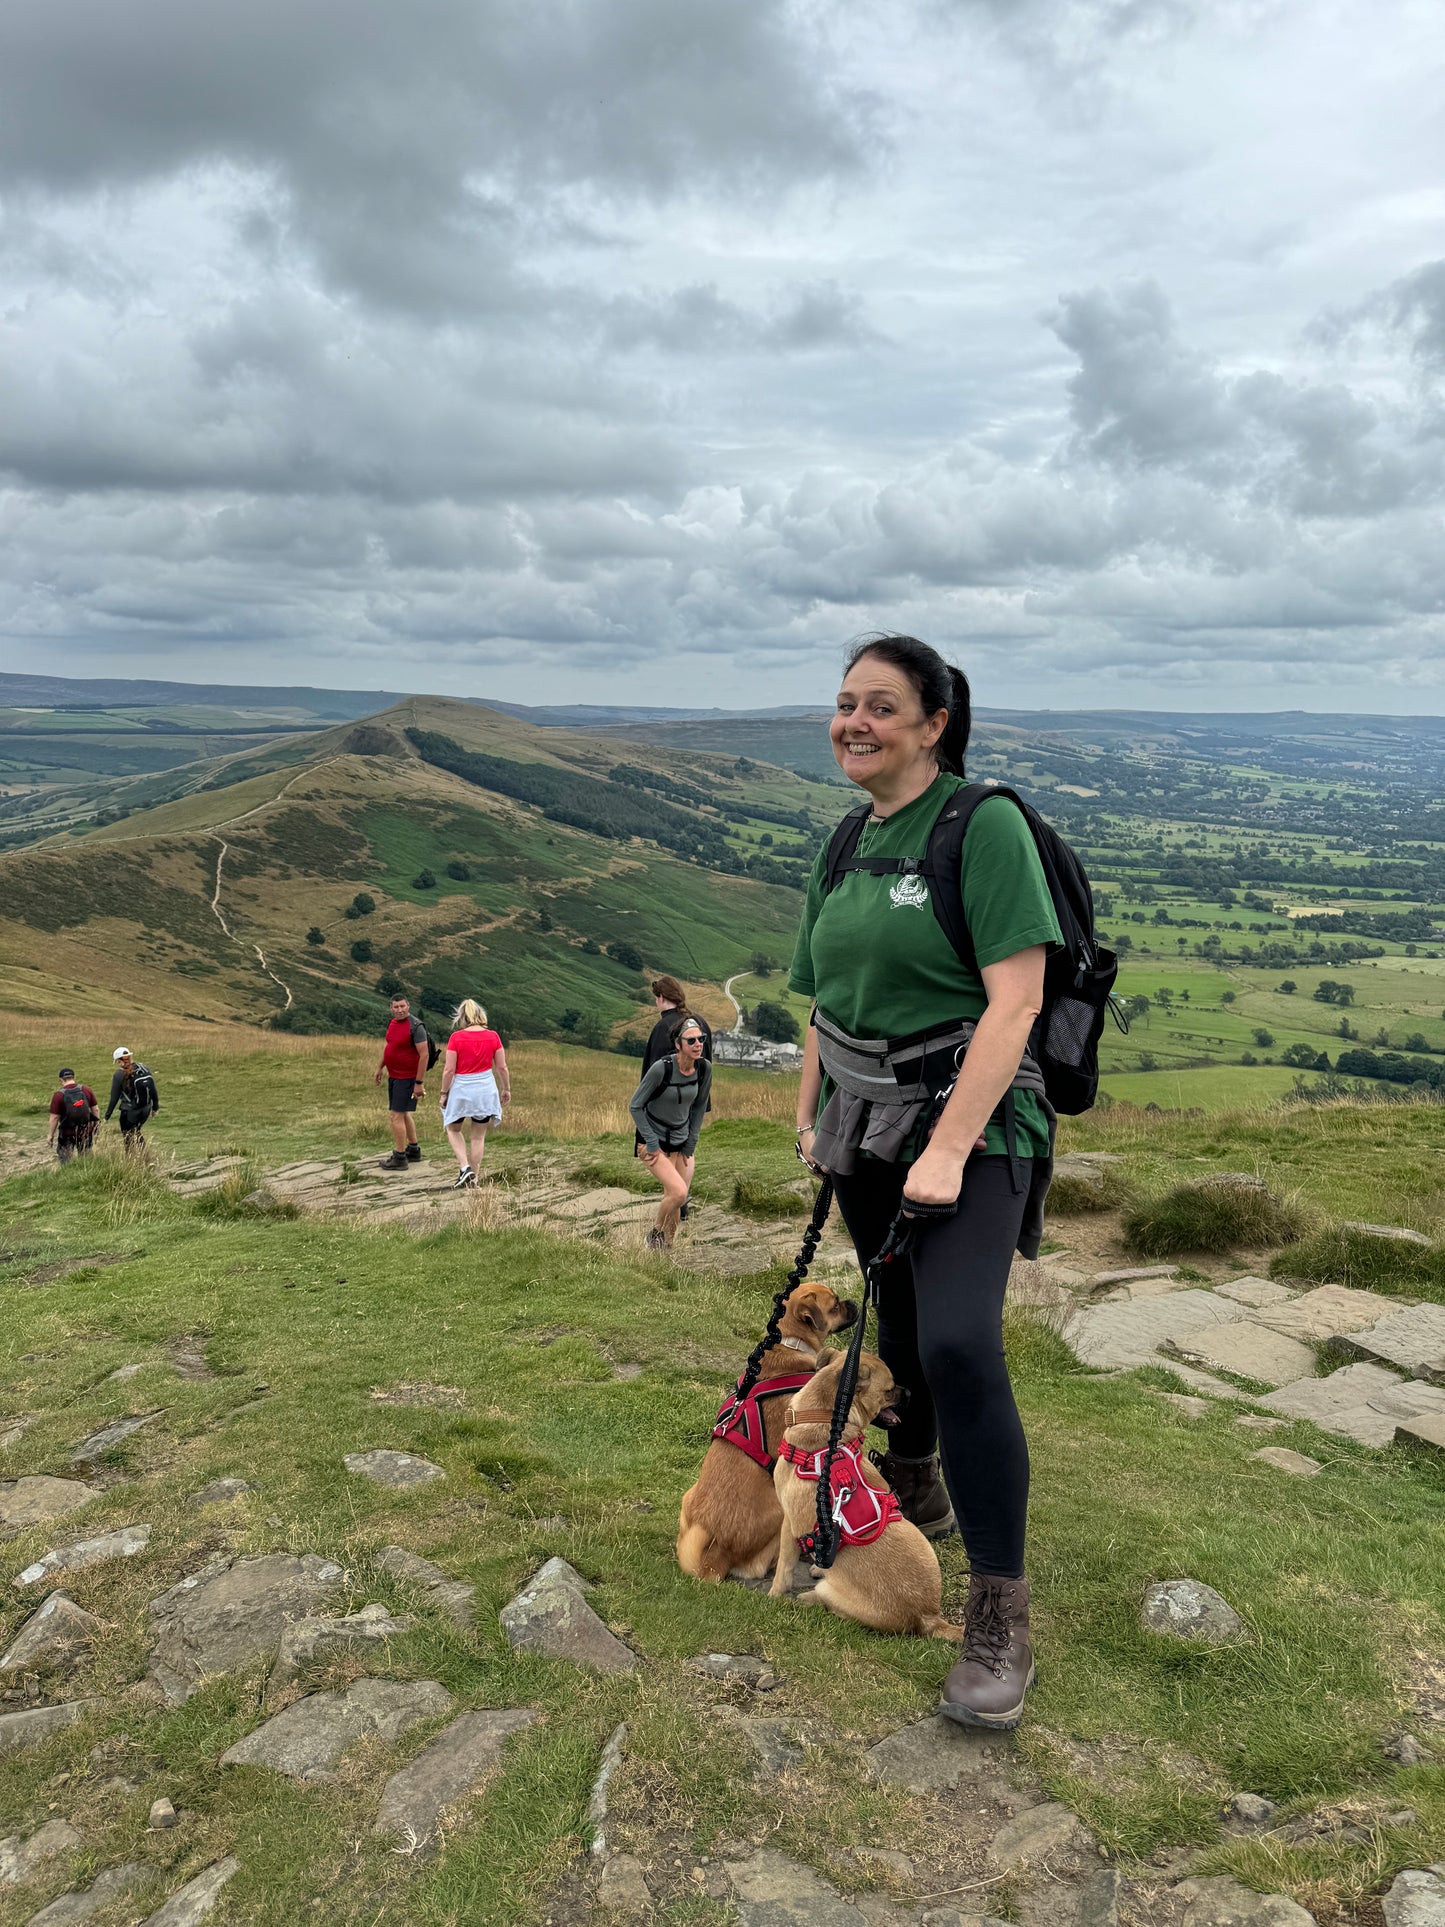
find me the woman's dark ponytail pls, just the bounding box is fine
[843,633,971,777]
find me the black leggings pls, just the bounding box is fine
[832,1157,1030,1579]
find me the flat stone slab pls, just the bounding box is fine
[722,1709,829,1776]
[70,1410,164,1463]
[0,1699,100,1756]
[1259,1362,1445,1448]
[273,1602,414,1681]
[16,1525,150,1587]
[1161,1364,1251,1400]
[344,1449,445,1489]
[1215,1278,1298,1308]
[1236,1415,1287,1432]
[376,1545,476,1628]
[0,1818,81,1884]
[0,1477,99,1536]
[726,1849,867,1927]
[597,1853,653,1914]
[1341,1222,1432,1245]
[1,1593,102,1674]
[374,1707,538,1853]
[689,1652,781,1690]
[1174,1875,1316,1925]
[1337,1305,1445,1382]
[27,1862,149,1924]
[1091,1264,1180,1288]
[138,1856,239,1926]
[187,1478,255,1508]
[1251,1447,1322,1477]
[1151,1392,1211,1418]
[1255,1285,1398,1342]
[221,1676,453,1782]
[148,1551,344,1704]
[1142,1578,1245,1644]
[1396,1414,1445,1452]
[990,1800,1090,1866]
[499,1558,637,1674]
[1061,1293,1244,1369]
[1382,1868,1445,1925]
[866,1714,1005,1790]
[1164,1323,1317,1389]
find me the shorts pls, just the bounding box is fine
[387,1077,418,1113]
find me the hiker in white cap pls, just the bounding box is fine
[104,1047,161,1155]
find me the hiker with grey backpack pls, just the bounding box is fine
[104,1046,160,1155]
[789,633,1118,1733]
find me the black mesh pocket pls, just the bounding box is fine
[1046,995,1096,1068]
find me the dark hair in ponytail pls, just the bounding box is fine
[843,633,971,776]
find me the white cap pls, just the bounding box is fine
[113,1046,131,1060]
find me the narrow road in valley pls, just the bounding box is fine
[721,974,746,1034]
[209,840,295,1010]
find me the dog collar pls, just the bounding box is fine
[777,1336,823,1361]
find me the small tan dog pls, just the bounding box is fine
[770,1350,963,1641]
[676,1279,858,1582]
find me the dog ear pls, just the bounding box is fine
[791,1290,826,1336]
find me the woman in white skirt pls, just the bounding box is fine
[439,999,509,1187]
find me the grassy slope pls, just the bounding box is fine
[2,1063,1444,1922]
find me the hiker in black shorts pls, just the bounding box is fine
[104,1046,160,1154]
[48,1069,98,1163]
[640,976,713,1219]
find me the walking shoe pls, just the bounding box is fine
[378,1151,409,1171]
[679,1195,691,1222]
[405,1143,422,1162]
[871,1450,956,1538]
[940,1574,1034,1731]
[452,1166,476,1189]
[644,1228,667,1251]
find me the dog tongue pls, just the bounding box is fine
[875,1406,901,1427]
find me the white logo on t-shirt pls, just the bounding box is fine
[889,874,929,910]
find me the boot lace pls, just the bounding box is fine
[962,1585,1013,1677]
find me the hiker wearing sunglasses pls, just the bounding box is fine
[628,1017,712,1251]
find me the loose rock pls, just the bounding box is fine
[588,1722,627,1854]
[138,1856,239,1925]
[148,1552,343,1704]
[148,1797,178,1830]
[187,1479,254,1508]
[70,1411,164,1464]
[1382,1869,1445,1926]
[0,1594,101,1675]
[722,1710,827,1777]
[1341,1222,1432,1246]
[0,1700,99,1756]
[1229,1793,1278,1825]
[1092,1265,1181,1287]
[0,1818,82,1884]
[597,1854,654,1914]
[867,1713,1003,1791]
[726,1849,867,1927]
[1141,1579,1245,1644]
[1078,1868,1124,1926]
[221,1676,452,1782]
[1235,1416,1287,1433]
[375,1545,476,1628]
[1173,1874,1315,1925]
[989,1801,1090,1867]
[498,1558,637,1674]
[688,1653,781,1690]
[1251,1447,1321,1478]
[343,1449,445,1489]
[375,1707,538,1855]
[1397,1414,1445,1451]
[1384,1732,1426,1765]
[15,1525,151,1588]
[272,1603,413,1682]
[26,1862,149,1924]
[0,1477,99,1536]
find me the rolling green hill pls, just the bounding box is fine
[0,697,845,1043]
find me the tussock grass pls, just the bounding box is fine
[191,1163,301,1221]
[1046,1165,1139,1215]
[1271,1227,1445,1304]
[731,1175,810,1219]
[1124,1174,1314,1258]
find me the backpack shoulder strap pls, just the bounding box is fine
[920,785,1029,977]
[822,803,872,895]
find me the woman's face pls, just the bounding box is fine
[830,654,945,791]
[676,1026,705,1063]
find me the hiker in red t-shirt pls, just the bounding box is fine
[373,994,431,1171]
[438,997,509,1188]
[48,1068,98,1164]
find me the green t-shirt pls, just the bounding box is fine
[788,775,1062,1159]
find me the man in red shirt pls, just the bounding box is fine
[373,994,430,1170]
[48,1068,98,1163]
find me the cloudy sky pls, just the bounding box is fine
[3,0,1445,712]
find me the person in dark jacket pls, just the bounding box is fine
[48,1069,98,1163]
[104,1047,160,1154]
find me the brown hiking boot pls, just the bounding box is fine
[871,1451,956,1538]
[941,1574,1034,1730]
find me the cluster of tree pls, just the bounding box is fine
[1334,1047,1445,1091]
[608,763,713,810]
[1312,978,1356,1005]
[343,892,374,919]
[750,1000,799,1043]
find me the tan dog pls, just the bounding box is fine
[770,1350,963,1641]
[677,1280,858,1582]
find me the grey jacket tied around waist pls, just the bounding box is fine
[811,1009,1056,1258]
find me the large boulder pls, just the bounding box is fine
[499,1558,637,1674]
[221,1677,452,1782]
[0,1593,101,1675]
[0,1477,98,1536]
[148,1552,344,1703]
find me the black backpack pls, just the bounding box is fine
[425,1033,441,1072]
[57,1086,90,1132]
[822,784,1124,1114]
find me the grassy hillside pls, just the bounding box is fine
[0,699,841,1044]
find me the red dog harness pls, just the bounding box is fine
[777,1434,902,1547]
[712,1370,815,1472]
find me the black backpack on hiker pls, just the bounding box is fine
[57,1087,91,1135]
[822,784,1123,1114]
